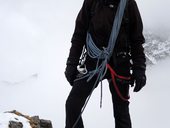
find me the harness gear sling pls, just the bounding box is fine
[73,0,129,127]
[107,64,130,101]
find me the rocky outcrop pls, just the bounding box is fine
[9,121,23,128]
[144,31,170,64]
[0,110,53,128]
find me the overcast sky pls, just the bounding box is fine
[0,0,169,81]
[0,0,170,127]
[137,0,170,37]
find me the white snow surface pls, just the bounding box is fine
[0,113,31,128]
[0,0,170,128]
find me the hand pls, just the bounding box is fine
[132,69,146,92]
[65,65,77,86]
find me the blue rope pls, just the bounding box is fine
[72,0,127,127]
[86,0,127,81]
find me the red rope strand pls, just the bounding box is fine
[107,64,130,101]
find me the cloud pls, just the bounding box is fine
[137,0,170,36]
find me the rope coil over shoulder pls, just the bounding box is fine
[72,0,128,127]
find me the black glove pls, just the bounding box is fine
[64,58,78,86]
[132,69,146,92]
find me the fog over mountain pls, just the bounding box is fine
[135,0,170,64]
[138,0,170,38]
[0,0,170,128]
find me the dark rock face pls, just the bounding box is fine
[40,119,53,128]
[29,116,52,128]
[9,121,23,128]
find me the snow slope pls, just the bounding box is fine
[0,113,31,128]
[0,0,170,128]
[1,58,170,128]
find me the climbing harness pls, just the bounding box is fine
[72,0,128,127]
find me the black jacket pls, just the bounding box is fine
[68,0,146,74]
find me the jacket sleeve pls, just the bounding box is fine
[129,0,146,70]
[67,0,92,65]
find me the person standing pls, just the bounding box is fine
[64,0,146,128]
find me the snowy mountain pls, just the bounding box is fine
[0,0,170,128]
[144,31,170,65]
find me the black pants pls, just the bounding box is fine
[65,73,132,128]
